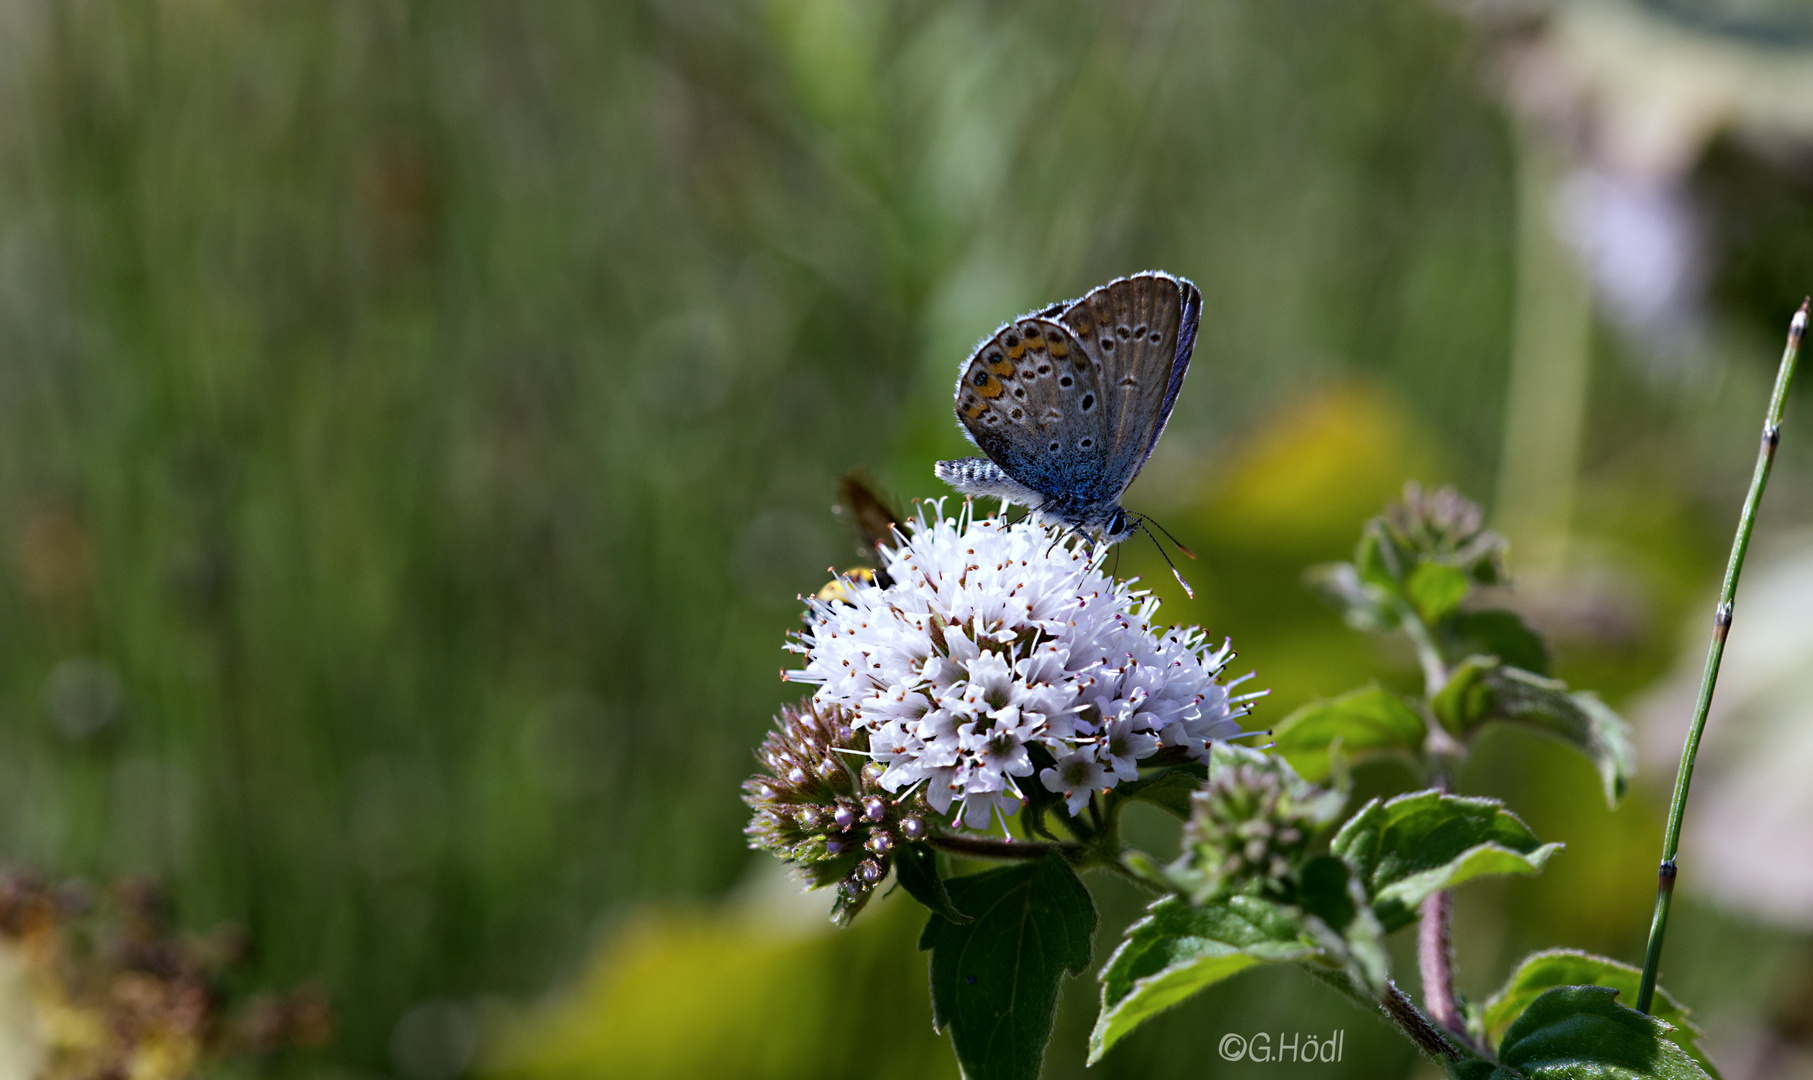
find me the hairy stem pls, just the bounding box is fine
[928,833,1082,861]
[1398,608,1450,698]
[1381,981,1463,1061]
[1637,301,1806,1014]
[1418,890,1484,1056]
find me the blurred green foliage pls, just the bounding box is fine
[2,0,1812,1077]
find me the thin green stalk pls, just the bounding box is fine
[1637,301,1807,1013]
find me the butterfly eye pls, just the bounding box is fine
[1108,510,1126,535]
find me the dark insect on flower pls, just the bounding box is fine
[742,698,928,925]
[834,469,905,561]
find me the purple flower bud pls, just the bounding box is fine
[858,858,883,884]
[861,762,885,785]
[835,725,855,744]
[825,838,846,856]
[900,816,926,841]
[863,797,887,822]
[787,767,809,787]
[795,806,821,829]
[833,804,857,831]
[867,831,894,854]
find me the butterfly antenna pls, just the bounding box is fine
[1138,520,1195,600]
[1142,514,1197,561]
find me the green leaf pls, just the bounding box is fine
[1495,986,1714,1079]
[1304,561,1401,632]
[1445,1060,1513,1080]
[1483,950,1717,1077]
[920,854,1096,1080]
[1112,764,1207,819]
[1273,684,1427,782]
[1295,854,1391,1000]
[1331,791,1562,932]
[1432,655,1502,736]
[1406,562,1471,623]
[1434,660,1635,807]
[894,844,970,924]
[1089,894,1320,1063]
[1439,609,1551,676]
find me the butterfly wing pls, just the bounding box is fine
[953,315,1112,504]
[1055,273,1201,501]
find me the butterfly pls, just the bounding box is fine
[936,271,1202,546]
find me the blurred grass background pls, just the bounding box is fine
[3,0,1813,1077]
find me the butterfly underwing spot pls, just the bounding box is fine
[1010,407,1025,421]
[1004,332,1025,360]
[1058,375,1073,387]
[1036,363,1051,375]
[1119,373,1140,388]
[1079,437,1094,449]
[985,350,1013,377]
[976,374,1005,399]
[1080,392,1096,412]
[1100,337,1115,352]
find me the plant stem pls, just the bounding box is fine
[1417,890,1485,1056]
[1398,608,1449,697]
[1381,981,1463,1061]
[1636,301,1807,1014]
[929,833,1082,861]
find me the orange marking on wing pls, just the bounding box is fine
[977,375,1005,399]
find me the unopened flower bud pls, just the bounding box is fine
[861,762,884,786]
[862,797,887,822]
[833,804,857,831]
[866,830,893,854]
[858,858,883,884]
[900,816,926,841]
[787,766,808,787]
[817,756,842,782]
[825,838,846,856]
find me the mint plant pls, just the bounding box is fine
[741,306,1805,1079]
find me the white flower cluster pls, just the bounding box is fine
[787,503,1259,830]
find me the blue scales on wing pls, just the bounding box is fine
[950,315,1113,506]
[941,273,1202,535]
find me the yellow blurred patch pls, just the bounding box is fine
[1195,382,1442,551]
[482,886,954,1080]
